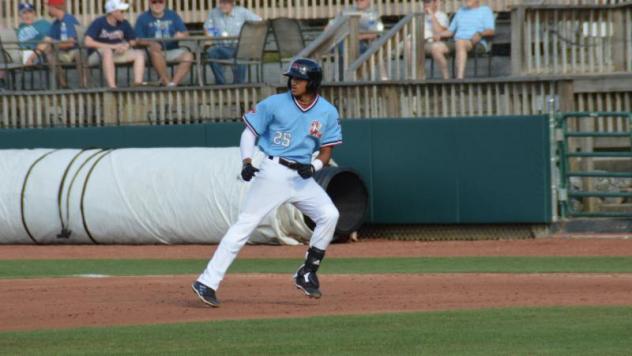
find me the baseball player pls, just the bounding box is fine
[192,58,343,307]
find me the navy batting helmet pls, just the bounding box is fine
[283,58,323,94]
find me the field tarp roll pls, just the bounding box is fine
[0,148,312,245]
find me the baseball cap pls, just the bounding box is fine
[105,0,130,13]
[46,0,65,6]
[18,2,35,13]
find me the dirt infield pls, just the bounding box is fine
[2,273,631,332]
[2,238,632,260]
[1,239,631,332]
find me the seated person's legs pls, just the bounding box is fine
[89,48,117,88]
[454,39,473,80]
[207,46,235,85]
[88,48,146,88]
[165,48,193,86]
[147,41,171,86]
[430,41,451,79]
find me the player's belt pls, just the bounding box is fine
[268,156,300,170]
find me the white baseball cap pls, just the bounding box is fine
[105,0,129,13]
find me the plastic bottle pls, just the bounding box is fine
[205,19,218,37]
[155,20,163,39]
[60,22,68,41]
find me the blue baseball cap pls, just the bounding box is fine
[19,2,35,13]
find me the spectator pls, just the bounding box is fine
[34,0,87,88]
[84,0,146,89]
[16,2,51,65]
[135,0,193,87]
[431,0,495,79]
[205,0,261,84]
[423,0,449,55]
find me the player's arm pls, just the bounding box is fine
[240,128,259,181]
[313,146,333,171]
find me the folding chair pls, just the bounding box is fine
[270,18,305,68]
[205,20,269,84]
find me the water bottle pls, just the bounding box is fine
[155,20,163,39]
[205,19,218,37]
[60,22,68,41]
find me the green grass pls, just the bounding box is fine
[1,256,632,279]
[1,306,631,355]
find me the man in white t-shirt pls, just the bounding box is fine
[423,0,449,54]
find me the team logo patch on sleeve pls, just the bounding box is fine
[309,120,322,138]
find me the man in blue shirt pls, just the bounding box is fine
[135,0,193,87]
[84,0,147,89]
[431,0,495,79]
[16,2,51,65]
[204,0,262,84]
[33,0,86,88]
[193,59,343,307]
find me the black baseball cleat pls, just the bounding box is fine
[294,265,322,299]
[192,281,220,307]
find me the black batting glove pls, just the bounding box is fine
[297,163,315,179]
[241,162,260,181]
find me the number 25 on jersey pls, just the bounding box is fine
[273,131,292,147]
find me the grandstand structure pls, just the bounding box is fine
[0,0,630,218]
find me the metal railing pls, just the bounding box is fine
[556,112,632,218]
[296,14,364,82]
[346,13,425,82]
[511,3,632,75]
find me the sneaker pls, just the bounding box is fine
[294,265,322,299]
[192,281,220,307]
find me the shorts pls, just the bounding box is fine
[425,40,489,55]
[57,49,81,64]
[88,48,144,66]
[164,48,188,62]
[21,50,36,64]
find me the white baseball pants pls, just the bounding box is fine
[197,157,339,290]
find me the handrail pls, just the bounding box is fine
[295,14,351,59]
[346,13,416,74]
[345,12,424,81]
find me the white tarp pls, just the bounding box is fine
[0,148,312,245]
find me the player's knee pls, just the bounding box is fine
[320,205,339,225]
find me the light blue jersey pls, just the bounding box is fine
[243,92,343,164]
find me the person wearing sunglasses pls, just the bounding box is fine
[84,0,147,88]
[204,0,261,84]
[134,0,193,87]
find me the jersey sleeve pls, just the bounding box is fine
[174,13,188,33]
[67,17,79,39]
[85,19,100,40]
[242,98,272,136]
[321,110,343,147]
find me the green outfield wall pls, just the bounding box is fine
[0,116,551,223]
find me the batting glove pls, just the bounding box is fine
[241,162,260,181]
[297,163,315,179]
